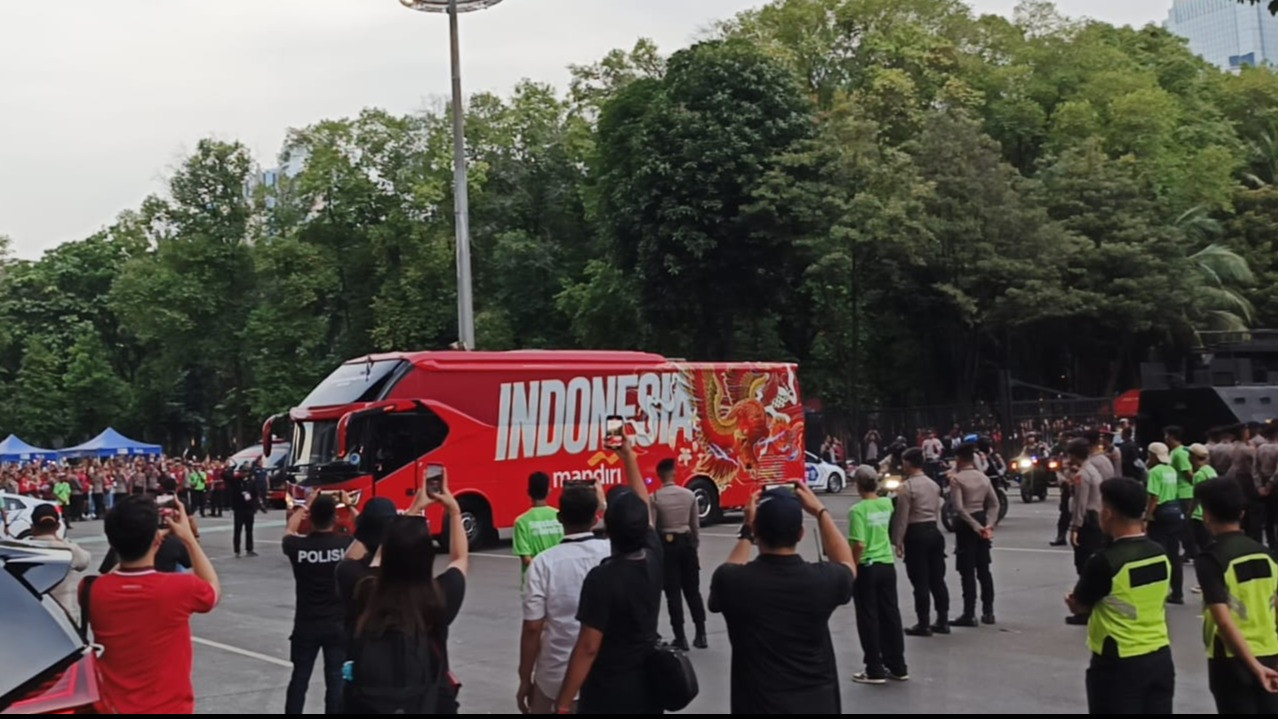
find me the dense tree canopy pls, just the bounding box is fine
[4,0,1278,451]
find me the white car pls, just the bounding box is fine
[0,492,67,540]
[804,452,846,494]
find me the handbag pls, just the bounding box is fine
[646,642,699,712]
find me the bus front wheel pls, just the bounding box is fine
[689,478,723,525]
[440,496,495,551]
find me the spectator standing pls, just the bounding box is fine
[52,475,72,528]
[1194,477,1278,713]
[517,485,611,713]
[891,448,950,637]
[69,472,86,522]
[848,466,907,685]
[346,483,468,714]
[554,437,663,715]
[1144,442,1185,604]
[513,472,563,577]
[1187,444,1218,571]
[948,443,999,626]
[652,458,707,651]
[110,471,128,513]
[83,496,219,714]
[863,428,881,465]
[27,504,91,621]
[282,494,353,715]
[210,462,228,517]
[1065,478,1174,714]
[89,470,105,520]
[189,465,207,517]
[708,483,855,713]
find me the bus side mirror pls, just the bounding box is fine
[262,414,288,456]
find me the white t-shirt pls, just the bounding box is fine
[521,533,612,698]
[922,438,943,462]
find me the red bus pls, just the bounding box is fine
[266,350,805,547]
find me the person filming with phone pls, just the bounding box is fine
[344,469,469,714]
[82,494,220,714]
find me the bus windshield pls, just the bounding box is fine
[299,359,405,408]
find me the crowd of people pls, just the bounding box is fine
[8,418,1278,715]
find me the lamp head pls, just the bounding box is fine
[399,0,506,12]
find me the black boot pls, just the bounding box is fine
[931,618,951,634]
[951,614,979,628]
[904,623,933,637]
[672,627,690,651]
[1049,536,1067,547]
[693,623,708,649]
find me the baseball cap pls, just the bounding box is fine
[754,489,803,548]
[1189,443,1210,460]
[1147,442,1171,465]
[354,497,398,551]
[31,503,59,527]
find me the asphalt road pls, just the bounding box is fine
[65,489,1220,715]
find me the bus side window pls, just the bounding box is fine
[368,410,450,480]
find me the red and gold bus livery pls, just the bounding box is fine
[267,351,804,547]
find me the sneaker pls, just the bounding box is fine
[981,614,996,625]
[887,671,909,682]
[1191,585,1203,594]
[852,672,887,685]
[930,622,951,635]
[950,615,979,628]
[904,624,933,637]
[1065,614,1089,626]
[234,552,241,558]
[1166,595,1185,605]
[246,551,259,558]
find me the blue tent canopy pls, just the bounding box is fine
[0,434,59,462]
[58,428,162,459]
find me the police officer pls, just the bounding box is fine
[1194,476,1278,713]
[228,462,259,558]
[891,447,950,636]
[652,458,707,650]
[1065,478,1174,714]
[282,493,353,714]
[948,443,999,627]
[1065,439,1104,626]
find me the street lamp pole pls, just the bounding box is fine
[400,0,505,350]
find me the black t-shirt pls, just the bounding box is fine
[98,534,192,575]
[709,554,855,714]
[1073,536,1167,608]
[337,555,374,636]
[283,531,353,627]
[227,475,258,510]
[346,564,466,676]
[575,529,663,712]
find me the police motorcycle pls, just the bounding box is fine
[940,435,1009,533]
[1010,436,1054,503]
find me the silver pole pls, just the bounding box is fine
[448,0,476,349]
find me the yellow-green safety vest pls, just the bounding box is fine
[1088,553,1172,658]
[1203,550,1278,660]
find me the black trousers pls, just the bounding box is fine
[955,512,994,616]
[69,495,84,521]
[1191,519,1211,562]
[1148,517,1184,599]
[1244,497,1267,544]
[1209,656,1278,714]
[903,522,949,626]
[1266,495,1278,551]
[233,507,255,554]
[852,563,906,678]
[286,622,345,714]
[91,493,105,519]
[1057,484,1072,539]
[1073,514,1103,576]
[191,489,206,516]
[1086,646,1174,715]
[210,488,224,516]
[661,534,706,635]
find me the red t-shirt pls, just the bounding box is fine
[86,569,217,714]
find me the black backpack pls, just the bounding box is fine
[346,631,444,715]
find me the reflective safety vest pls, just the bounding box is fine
[1088,553,1172,658]
[1203,545,1278,660]
[190,471,206,492]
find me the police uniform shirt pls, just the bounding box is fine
[283,530,353,627]
[1195,531,1278,661]
[1072,536,1171,659]
[652,484,699,547]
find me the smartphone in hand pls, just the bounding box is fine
[603,415,625,450]
[425,464,445,496]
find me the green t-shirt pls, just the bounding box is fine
[1170,446,1194,500]
[1147,464,1180,506]
[513,505,563,568]
[53,481,71,505]
[1191,465,1218,520]
[848,496,895,566]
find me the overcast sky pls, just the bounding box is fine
[0,0,1172,258]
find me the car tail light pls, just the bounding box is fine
[2,653,102,714]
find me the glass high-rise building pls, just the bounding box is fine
[1166,0,1278,71]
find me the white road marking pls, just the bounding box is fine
[192,636,292,668]
[473,551,519,561]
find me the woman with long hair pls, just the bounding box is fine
[346,481,469,714]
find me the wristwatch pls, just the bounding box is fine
[737,523,755,543]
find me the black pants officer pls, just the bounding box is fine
[1147,516,1184,602]
[903,522,949,629]
[1054,483,1072,544]
[286,622,345,714]
[210,486,224,517]
[662,532,706,648]
[1243,495,1267,544]
[1073,512,1103,575]
[1087,646,1175,714]
[233,505,256,556]
[954,511,994,622]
